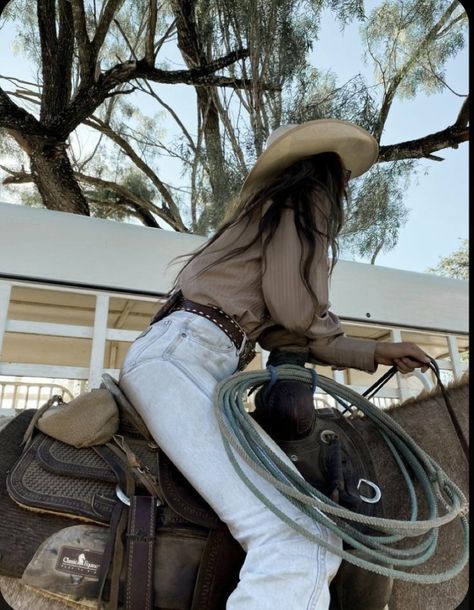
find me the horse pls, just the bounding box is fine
[0,371,469,610]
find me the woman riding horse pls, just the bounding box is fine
[119,119,430,609]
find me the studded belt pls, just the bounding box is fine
[150,292,256,370]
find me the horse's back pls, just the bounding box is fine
[353,379,469,610]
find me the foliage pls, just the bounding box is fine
[340,161,414,263]
[427,238,469,279]
[0,0,468,263]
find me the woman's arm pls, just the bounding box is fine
[261,208,430,373]
[261,207,378,371]
[374,341,430,373]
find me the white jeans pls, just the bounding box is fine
[119,311,341,609]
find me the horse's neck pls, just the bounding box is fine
[389,379,469,454]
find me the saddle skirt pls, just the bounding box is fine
[7,374,223,530]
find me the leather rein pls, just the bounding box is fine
[358,360,468,461]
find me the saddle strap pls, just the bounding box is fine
[191,528,245,610]
[125,495,156,610]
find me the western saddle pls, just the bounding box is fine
[2,360,392,610]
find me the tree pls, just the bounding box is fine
[0,0,469,262]
[0,0,252,227]
[427,239,469,279]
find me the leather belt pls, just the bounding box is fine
[150,292,256,370]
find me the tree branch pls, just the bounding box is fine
[1,166,186,231]
[84,115,187,230]
[37,0,58,121]
[374,0,461,141]
[93,0,124,53]
[154,16,176,57]
[378,122,468,163]
[454,95,469,128]
[1,165,32,184]
[0,86,46,137]
[86,193,162,228]
[135,80,196,152]
[145,0,158,64]
[51,47,268,137]
[76,171,186,230]
[38,0,74,123]
[70,0,95,83]
[0,0,14,18]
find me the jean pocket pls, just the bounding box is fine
[187,324,235,353]
[122,319,172,372]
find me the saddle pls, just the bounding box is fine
[251,361,393,610]
[4,375,244,610]
[2,360,392,610]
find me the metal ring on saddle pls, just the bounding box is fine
[320,429,338,444]
[115,485,162,507]
[357,478,382,504]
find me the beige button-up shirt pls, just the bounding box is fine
[177,203,377,372]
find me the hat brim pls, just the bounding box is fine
[241,119,379,197]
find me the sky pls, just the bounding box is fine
[0,1,469,275]
[312,3,469,273]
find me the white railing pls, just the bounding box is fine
[0,277,468,413]
[0,279,158,391]
[0,381,74,414]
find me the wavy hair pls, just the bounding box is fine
[174,152,347,306]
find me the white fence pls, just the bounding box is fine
[0,277,468,413]
[0,380,74,412]
[0,202,468,413]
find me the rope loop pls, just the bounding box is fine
[213,364,469,584]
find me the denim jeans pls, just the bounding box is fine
[119,311,341,609]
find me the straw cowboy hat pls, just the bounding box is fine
[241,119,379,197]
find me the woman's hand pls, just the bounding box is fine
[374,342,431,374]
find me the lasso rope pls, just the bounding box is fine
[213,364,469,584]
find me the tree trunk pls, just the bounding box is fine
[29,138,90,215]
[171,0,229,230]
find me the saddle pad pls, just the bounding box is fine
[7,427,222,530]
[7,433,117,524]
[0,411,76,578]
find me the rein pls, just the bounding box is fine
[340,360,468,461]
[364,361,468,461]
[213,362,469,584]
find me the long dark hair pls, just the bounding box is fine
[175,152,347,307]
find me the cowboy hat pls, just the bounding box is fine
[241,119,379,197]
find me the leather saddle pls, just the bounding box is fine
[252,371,393,610]
[3,364,392,610]
[5,374,244,610]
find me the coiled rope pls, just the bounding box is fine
[213,364,469,583]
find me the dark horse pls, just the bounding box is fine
[0,370,469,610]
